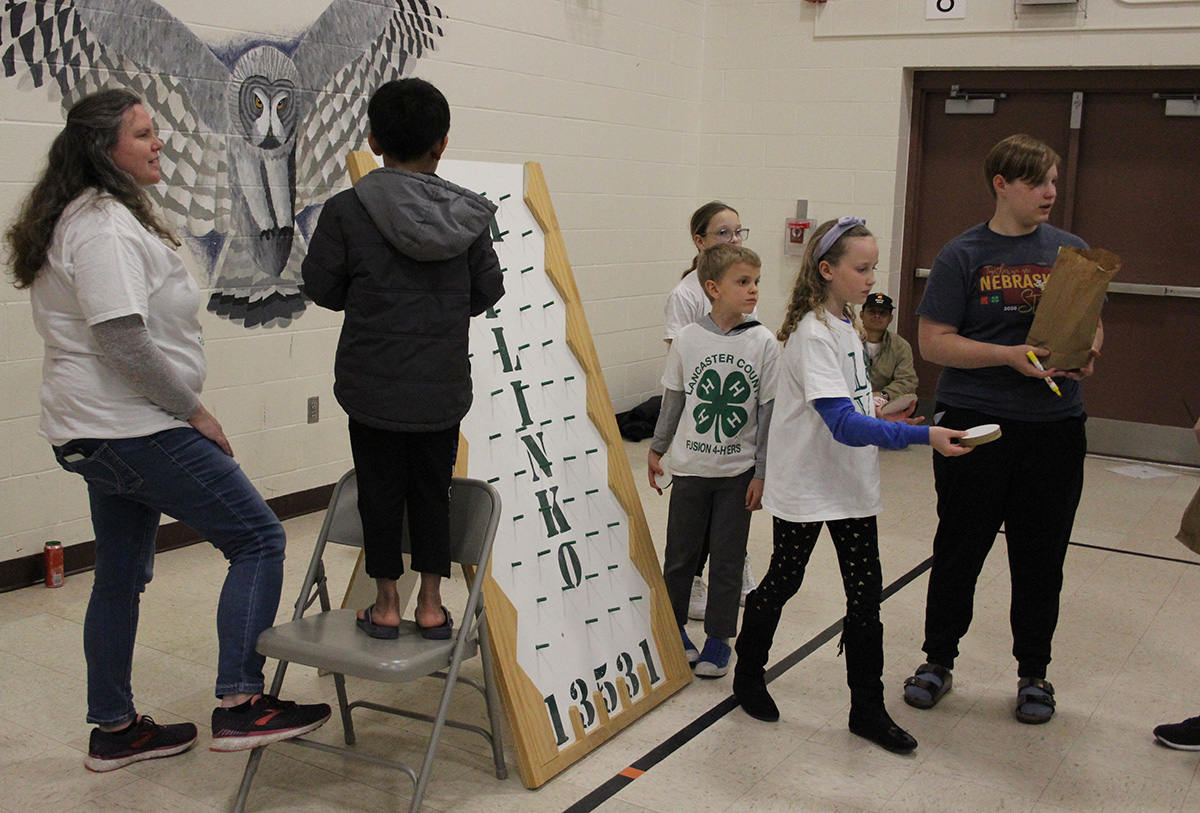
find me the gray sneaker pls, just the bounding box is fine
[688,576,707,620]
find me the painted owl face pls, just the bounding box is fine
[228,45,302,151]
[238,78,296,149]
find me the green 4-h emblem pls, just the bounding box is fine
[693,369,751,442]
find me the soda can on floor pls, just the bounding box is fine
[44,541,64,588]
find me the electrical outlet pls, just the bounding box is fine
[307,396,319,424]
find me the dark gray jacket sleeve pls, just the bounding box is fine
[468,228,505,316]
[301,198,350,312]
[92,315,200,420]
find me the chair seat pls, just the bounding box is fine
[234,475,506,813]
[257,609,478,683]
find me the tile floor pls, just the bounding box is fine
[3,441,1200,812]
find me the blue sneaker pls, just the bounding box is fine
[680,626,699,665]
[695,637,731,678]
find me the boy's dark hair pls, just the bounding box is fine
[984,134,1060,199]
[697,244,760,300]
[367,78,451,162]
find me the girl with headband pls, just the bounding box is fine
[732,216,969,754]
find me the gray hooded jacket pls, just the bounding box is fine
[302,167,504,431]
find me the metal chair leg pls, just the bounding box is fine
[333,670,355,745]
[232,658,293,811]
[231,746,266,813]
[477,617,508,779]
[410,632,475,813]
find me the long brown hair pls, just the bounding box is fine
[682,201,738,278]
[5,89,178,288]
[777,218,873,344]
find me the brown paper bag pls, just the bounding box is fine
[1026,246,1121,370]
[1178,483,1200,555]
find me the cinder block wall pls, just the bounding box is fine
[2,0,1197,566]
[0,0,708,564]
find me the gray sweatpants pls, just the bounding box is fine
[662,468,754,639]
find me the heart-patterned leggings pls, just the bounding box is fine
[754,515,885,707]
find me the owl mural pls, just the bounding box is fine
[1,0,444,327]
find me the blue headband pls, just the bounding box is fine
[813,216,867,263]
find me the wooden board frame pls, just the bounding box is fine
[339,155,690,788]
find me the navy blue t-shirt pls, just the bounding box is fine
[916,222,1088,421]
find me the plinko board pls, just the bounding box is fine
[342,154,691,788]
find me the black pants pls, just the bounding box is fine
[921,405,1086,679]
[663,469,754,639]
[348,419,458,580]
[757,515,885,708]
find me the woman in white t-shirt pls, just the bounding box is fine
[731,217,969,754]
[6,89,329,772]
[663,202,757,618]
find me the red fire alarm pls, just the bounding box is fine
[785,219,813,257]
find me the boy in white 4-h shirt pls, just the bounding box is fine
[648,244,779,678]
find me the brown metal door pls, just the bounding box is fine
[899,70,1200,432]
[1071,90,1200,427]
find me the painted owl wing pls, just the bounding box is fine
[0,1,230,235]
[292,0,444,211]
[71,0,230,123]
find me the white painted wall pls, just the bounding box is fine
[0,0,707,565]
[700,0,1200,335]
[2,0,1198,566]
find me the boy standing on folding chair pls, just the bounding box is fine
[303,78,505,641]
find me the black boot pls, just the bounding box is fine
[733,590,782,722]
[843,618,917,753]
[848,703,917,754]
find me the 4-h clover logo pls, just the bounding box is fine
[693,369,751,442]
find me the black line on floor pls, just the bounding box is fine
[1067,540,1200,566]
[560,534,1199,810]
[560,771,631,810]
[560,556,934,812]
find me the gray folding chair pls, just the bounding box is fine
[232,472,508,812]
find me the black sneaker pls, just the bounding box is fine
[1154,716,1200,750]
[85,716,198,772]
[210,695,331,752]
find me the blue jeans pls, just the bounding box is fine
[54,427,286,727]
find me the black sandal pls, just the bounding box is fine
[355,604,400,640]
[903,663,952,709]
[1014,677,1055,724]
[417,606,454,640]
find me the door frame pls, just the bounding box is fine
[898,68,1200,466]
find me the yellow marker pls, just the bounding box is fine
[1026,350,1062,397]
